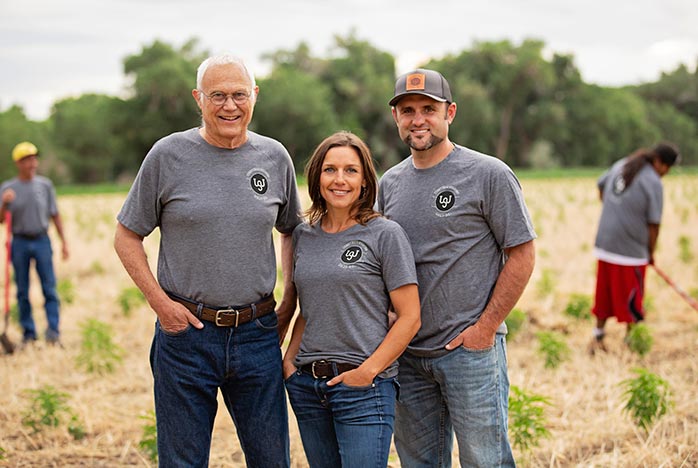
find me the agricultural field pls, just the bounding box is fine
[1,174,697,467]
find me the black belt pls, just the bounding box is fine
[14,232,47,240]
[166,292,276,327]
[300,360,359,379]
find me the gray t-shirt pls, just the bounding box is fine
[594,158,663,260]
[377,145,536,357]
[0,176,57,235]
[292,216,418,378]
[117,128,302,306]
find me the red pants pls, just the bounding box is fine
[592,260,646,323]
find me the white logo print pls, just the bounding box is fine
[436,191,455,211]
[251,174,268,194]
[612,175,626,195]
[247,168,272,199]
[432,186,458,216]
[341,246,362,264]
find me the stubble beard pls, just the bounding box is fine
[405,134,444,152]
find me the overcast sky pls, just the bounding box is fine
[2,0,697,120]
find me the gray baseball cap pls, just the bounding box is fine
[389,68,452,106]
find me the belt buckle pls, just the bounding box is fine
[311,360,327,379]
[215,308,239,327]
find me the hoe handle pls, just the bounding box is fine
[4,211,10,316]
[652,264,698,312]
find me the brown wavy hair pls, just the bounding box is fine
[304,131,380,226]
[621,142,680,187]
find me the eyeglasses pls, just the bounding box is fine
[199,90,251,106]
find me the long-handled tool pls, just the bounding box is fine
[1,211,15,354]
[652,264,698,312]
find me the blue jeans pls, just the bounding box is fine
[11,234,60,340]
[285,371,397,468]
[394,334,515,468]
[150,311,289,468]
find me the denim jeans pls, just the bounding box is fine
[11,234,60,340]
[394,334,515,468]
[150,311,289,468]
[285,371,397,468]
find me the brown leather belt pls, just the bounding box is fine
[300,360,359,379]
[167,292,276,327]
[15,232,47,240]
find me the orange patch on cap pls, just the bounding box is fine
[405,73,426,91]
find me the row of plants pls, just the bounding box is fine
[503,291,675,457]
[3,281,157,462]
[2,275,683,462]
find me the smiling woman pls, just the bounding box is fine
[318,146,365,231]
[284,130,421,467]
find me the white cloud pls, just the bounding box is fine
[647,38,698,72]
[1,0,697,119]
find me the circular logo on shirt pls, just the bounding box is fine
[250,173,268,194]
[341,246,363,264]
[612,175,626,195]
[435,190,456,212]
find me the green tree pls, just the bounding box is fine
[120,38,208,177]
[643,101,698,165]
[446,80,497,155]
[634,64,698,121]
[321,32,400,170]
[634,64,698,165]
[51,94,126,183]
[552,85,657,167]
[253,67,339,167]
[263,41,325,77]
[262,33,401,170]
[429,39,561,166]
[0,105,50,181]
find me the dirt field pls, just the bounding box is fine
[1,174,696,467]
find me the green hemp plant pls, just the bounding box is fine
[504,308,527,341]
[563,293,591,320]
[620,368,672,431]
[56,278,76,305]
[117,286,146,317]
[21,385,85,439]
[508,385,552,452]
[138,410,158,463]
[625,323,653,357]
[536,331,570,369]
[76,318,124,374]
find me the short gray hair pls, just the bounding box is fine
[196,55,256,93]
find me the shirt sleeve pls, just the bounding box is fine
[484,164,537,249]
[275,150,303,234]
[116,147,163,237]
[377,220,418,291]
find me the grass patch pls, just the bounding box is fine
[56,183,132,196]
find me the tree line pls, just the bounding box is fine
[1,34,696,184]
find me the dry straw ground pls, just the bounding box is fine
[1,174,697,467]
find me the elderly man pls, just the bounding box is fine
[377,69,536,467]
[114,55,301,467]
[1,141,68,345]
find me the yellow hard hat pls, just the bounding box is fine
[12,141,39,162]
